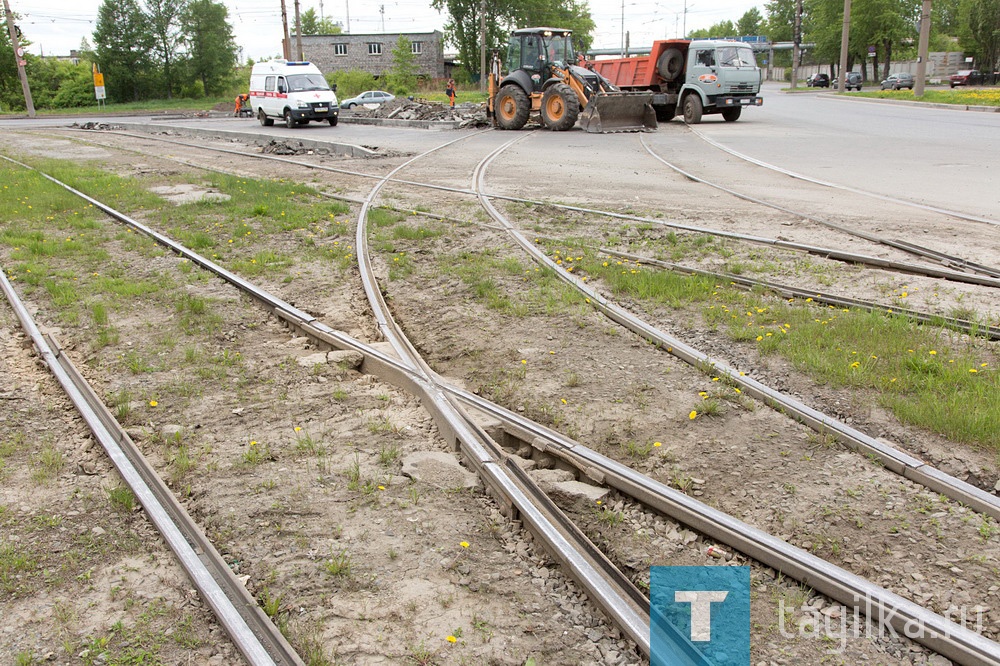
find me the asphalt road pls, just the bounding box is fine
[687,81,1000,222]
[2,83,998,221]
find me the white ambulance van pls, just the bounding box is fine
[249,60,339,128]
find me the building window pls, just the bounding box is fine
[411,41,423,55]
[333,43,348,56]
[368,43,382,56]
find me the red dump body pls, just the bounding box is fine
[588,40,691,89]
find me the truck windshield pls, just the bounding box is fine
[543,34,574,64]
[286,74,331,92]
[717,46,757,68]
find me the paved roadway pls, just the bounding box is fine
[2,82,998,221]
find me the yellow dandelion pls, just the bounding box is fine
[969,368,978,374]
[460,541,470,548]
[653,441,662,447]
[689,411,697,420]
[446,635,457,643]
[295,426,302,432]
[378,485,386,490]
[149,400,158,407]
[929,350,937,355]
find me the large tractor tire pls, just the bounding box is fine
[722,107,742,122]
[655,104,676,123]
[682,94,703,124]
[540,83,580,131]
[258,109,274,127]
[495,85,530,130]
[656,48,685,82]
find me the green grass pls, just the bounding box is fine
[706,293,1000,450]
[857,87,1000,106]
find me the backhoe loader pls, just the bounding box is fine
[487,27,656,133]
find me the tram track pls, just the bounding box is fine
[51,126,1000,292]
[3,127,999,665]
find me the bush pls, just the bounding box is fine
[325,70,378,99]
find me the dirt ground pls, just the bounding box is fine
[1,124,998,666]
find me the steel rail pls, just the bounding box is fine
[688,127,1000,228]
[10,151,995,664]
[471,138,1000,525]
[638,135,1000,279]
[2,149,656,659]
[58,128,1000,289]
[0,269,303,666]
[441,385,1000,666]
[595,246,1000,340]
[350,132,656,657]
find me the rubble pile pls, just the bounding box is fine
[350,98,490,128]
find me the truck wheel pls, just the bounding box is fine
[682,94,703,124]
[655,104,676,122]
[722,107,741,122]
[258,109,274,127]
[284,110,296,129]
[541,83,580,131]
[656,48,685,82]
[328,116,338,126]
[495,85,530,130]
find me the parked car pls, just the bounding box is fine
[806,73,830,88]
[949,70,982,87]
[832,72,863,91]
[341,90,396,109]
[880,72,914,90]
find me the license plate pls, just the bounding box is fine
[315,107,327,112]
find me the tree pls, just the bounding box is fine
[963,0,1000,70]
[688,20,737,39]
[386,35,418,94]
[180,0,237,96]
[93,0,155,102]
[736,8,765,36]
[145,0,188,98]
[430,0,595,80]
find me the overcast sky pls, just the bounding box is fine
[14,0,764,62]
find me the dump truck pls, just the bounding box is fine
[587,40,763,124]
[487,27,656,133]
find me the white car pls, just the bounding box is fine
[341,90,395,109]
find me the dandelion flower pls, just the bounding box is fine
[149,400,158,407]
[689,411,697,420]
[460,541,469,549]
[653,441,662,447]
[295,426,302,432]
[446,635,457,643]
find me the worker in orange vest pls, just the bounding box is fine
[234,93,249,116]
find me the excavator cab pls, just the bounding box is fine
[489,27,656,133]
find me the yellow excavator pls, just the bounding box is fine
[487,27,657,133]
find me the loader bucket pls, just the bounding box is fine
[579,92,657,133]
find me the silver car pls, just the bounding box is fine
[880,72,914,90]
[341,90,396,109]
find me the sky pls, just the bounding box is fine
[13,0,764,63]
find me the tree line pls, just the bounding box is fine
[690,0,998,80]
[2,0,997,111]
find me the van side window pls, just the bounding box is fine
[265,76,276,92]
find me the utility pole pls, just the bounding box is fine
[913,0,932,97]
[280,0,291,59]
[479,0,486,92]
[293,0,303,60]
[2,0,35,117]
[836,0,851,92]
[791,0,802,87]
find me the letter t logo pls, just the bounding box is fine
[674,590,729,641]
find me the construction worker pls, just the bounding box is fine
[234,93,249,117]
[446,79,456,108]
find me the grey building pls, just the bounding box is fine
[299,32,446,79]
